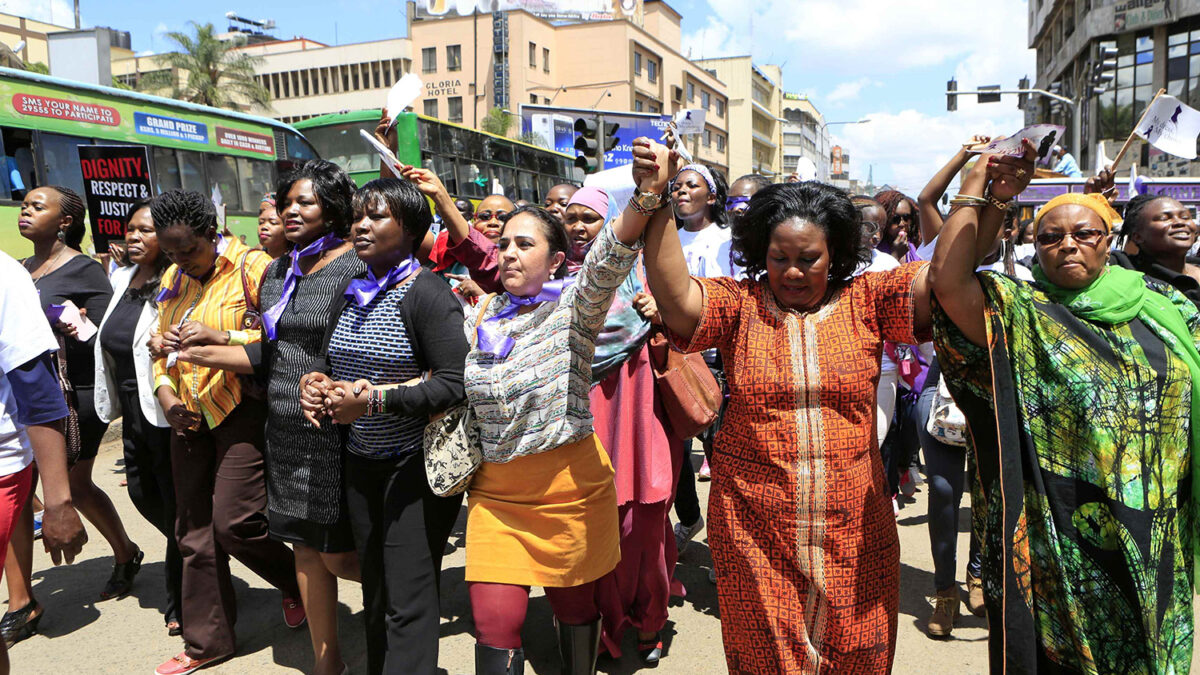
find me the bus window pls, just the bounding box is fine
[494,166,514,197]
[153,147,207,194]
[463,131,485,160]
[237,157,274,211]
[517,147,537,171]
[487,139,514,166]
[37,132,90,199]
[516,170,536,203]
[284,130,318,162]
[456,159,483,198]
[418,121,438,153]
[537,174,555,200]
[207,155,242,213]
[441,125,464,156]
[425,155,456,196]
[537,154,556,175]
[0,127,33,200]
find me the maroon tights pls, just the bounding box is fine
[469,581,600,649]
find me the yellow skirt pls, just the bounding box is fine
[466,434,621,587]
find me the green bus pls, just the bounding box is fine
[294,109,580,203]
[0,66,318,258]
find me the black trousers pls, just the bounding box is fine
[117,388,182,624]
[345,450,463,675]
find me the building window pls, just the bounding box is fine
[448,96,463,123]
[543,47,550,72]
[543,97,550,104]
[717,135,725,152]
[422,47,437,73]
[341,66,349,92]
[1097,33,1156,142]
[530,93,538,104]
[704,129,712,147]
[649,103,659,113]
[424,99,438,118]
[752,83,770,106]
[529,41,536,68]
[647,60,657,83]
[716,99,725,117]
[702,91,710,110]
[634,52,642,75]
[635,100,644,112]
[687,82,695,101]
[302,71,310,96]
[447,45,462,72]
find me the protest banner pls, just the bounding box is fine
[77,144,153,249]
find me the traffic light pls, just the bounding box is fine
[1017,76,1030,109]
[602,121,620,154]
[1091,44,1118,95]
[574,116,602,173]
[947,79,957,112]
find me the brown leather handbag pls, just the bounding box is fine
[645,328,722,440]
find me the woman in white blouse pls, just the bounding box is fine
[464,141,671,675]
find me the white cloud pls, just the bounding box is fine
[826,77,878,104]
[680,16,749,60]
[0,0,75,28]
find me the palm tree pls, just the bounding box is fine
[136,22,270,112]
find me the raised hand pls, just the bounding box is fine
[630,138,672,195]
[985,138,1038,202]
[398,164,449,199]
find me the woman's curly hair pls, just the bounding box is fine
[732,182,869,289]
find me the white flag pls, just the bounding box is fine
[673,109,706,135]
[1095,139,1112,174]
[211,184,226,228]
[1135,94,1200,160]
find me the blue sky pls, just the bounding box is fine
[12,0,1036,193]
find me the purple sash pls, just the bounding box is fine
[344,257,419,306]
[261,232,342,339]
[476,278,573,358]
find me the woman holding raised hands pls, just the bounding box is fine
[930,142,1198,672]
[640,152,933,672]
[462,141,672,675]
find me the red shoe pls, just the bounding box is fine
[154,651,230,675]
[282,596,306,628]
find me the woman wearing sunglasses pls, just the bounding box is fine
[1110,189,1200,309]
[875,189,922,263]
[930,141,1199,673]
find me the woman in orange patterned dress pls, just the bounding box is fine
[640,175,932,674]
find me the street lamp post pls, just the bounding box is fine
[815,119,870,182]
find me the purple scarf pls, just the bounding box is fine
[476,278,573,358]
[344,256,419,306]
[262,232,342,339]
[156,236,227,302]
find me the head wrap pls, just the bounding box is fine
[260,193,276,207]
[671,164,716,195]
[566,187,610,220]
[1033,192,1121,234]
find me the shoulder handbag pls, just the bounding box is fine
[925,374,968,447]
[423,293,495,497]
[646,328,723,440]
[237,251,268,400]
[53,335,82,466]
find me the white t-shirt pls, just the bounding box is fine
[0,252,59,475]
[855,249,902,276]
[678,224,742,279]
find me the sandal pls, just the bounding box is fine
[99,547,144,601]
[0,600,42,647]
[636,632,663,666]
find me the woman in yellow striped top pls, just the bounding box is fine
[149,190,303,675]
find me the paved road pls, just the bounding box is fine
[3,433,1079,674]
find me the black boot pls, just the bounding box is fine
[475,644,524,675]
[556,618,601,675]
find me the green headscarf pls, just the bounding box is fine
[1033,263,1200,590]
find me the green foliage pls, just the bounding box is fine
[480,107,512,136]
[25,61,49,75]
[136,22,271,112]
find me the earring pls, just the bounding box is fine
[57,230,66,242]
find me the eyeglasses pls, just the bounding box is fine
[725,195,750,212]
[860,220,880,234]
[474,210,509,222]
[890,213,913,225]
[1035,228,1106,247]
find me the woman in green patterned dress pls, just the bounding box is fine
[929,142,1200,674]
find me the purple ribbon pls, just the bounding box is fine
[344,257,419,306]
[262,232,342,339]
[155,236,227,302]
[476,278,573,358]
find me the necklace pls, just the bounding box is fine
[26,245,69,282]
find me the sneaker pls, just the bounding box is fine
[899,467,918,498]
[673,515,704,553]
[966,573,986,617]
[281,596,306,628]
[698,457,711,482]
[31,510,42,540]
[154,651,230,675]
[926,587,960,638]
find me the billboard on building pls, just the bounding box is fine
[519,104,671,168]
[415,0,641,22]
[1114,0,1169,32]
[831,146,843,175]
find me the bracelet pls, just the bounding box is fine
[949,193,989,205]
[366,388,384,417]
[983,186,1011,212]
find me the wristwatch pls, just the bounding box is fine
[629,189,665,216]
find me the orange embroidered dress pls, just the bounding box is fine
[669,263,928,674]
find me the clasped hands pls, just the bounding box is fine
[299,372,373,427]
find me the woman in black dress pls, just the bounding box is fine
[93,198,182,635]
[3,186,139,645]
